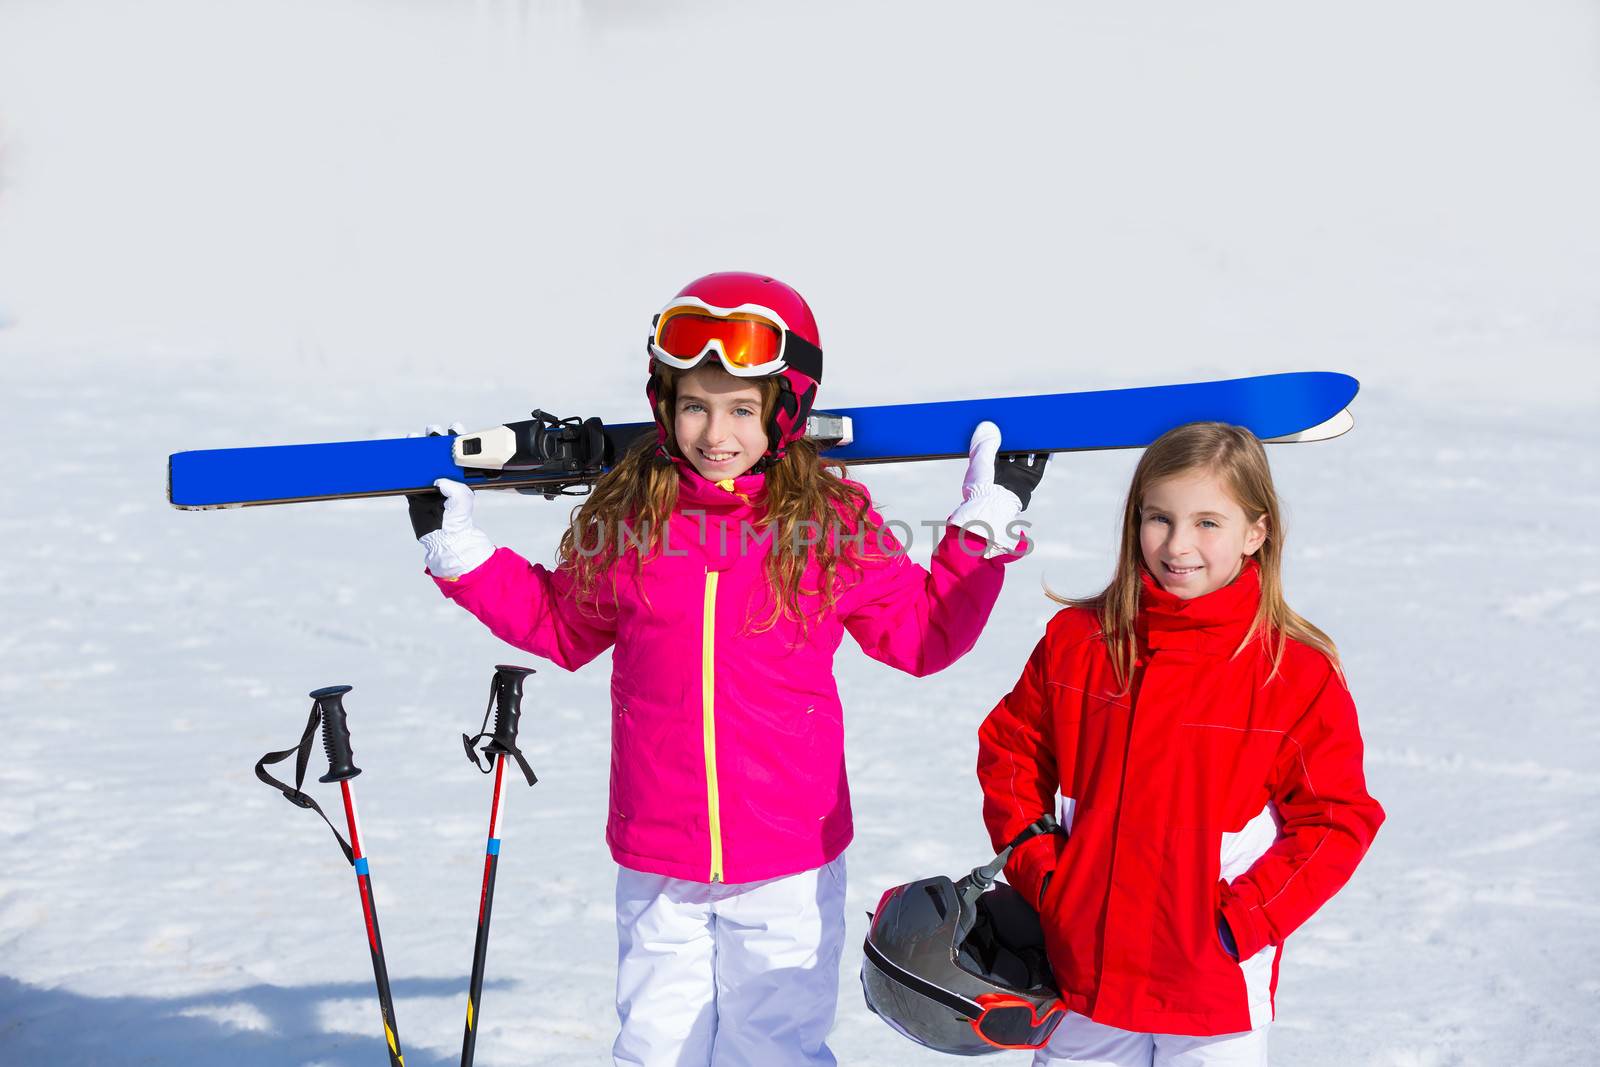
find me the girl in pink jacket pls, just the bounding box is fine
[409,272,1047,1067]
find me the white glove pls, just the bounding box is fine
[419,478,496,579]
[947,421,1025,556]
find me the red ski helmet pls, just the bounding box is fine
[646,272,823,463]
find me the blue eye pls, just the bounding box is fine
[1200,519,1219,529]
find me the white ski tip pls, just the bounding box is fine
[1265,408,1354,444]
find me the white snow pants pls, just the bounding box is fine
[1033,1014,1270,1066]
[611,855,846,1067]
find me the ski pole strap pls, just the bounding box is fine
[461,665,538,787]
[255,700,356,865]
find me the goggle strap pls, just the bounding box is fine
[864,939,1061,1050]
[862,937,985,1018]
[782,332,823,384]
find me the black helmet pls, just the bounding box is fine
[861,816,1068,1055]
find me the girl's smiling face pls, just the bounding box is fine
[672,363,769,480]
[1138,469,1268,599]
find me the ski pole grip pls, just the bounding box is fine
[491,665,536,749]
[312,684,363,783]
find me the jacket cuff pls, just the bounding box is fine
[1004,830,1065,910]
[947,524,1029,564]
[1217,879,1272,960]
[429,543,501,591]
[947,485,1025,557]
[422,526,495,580]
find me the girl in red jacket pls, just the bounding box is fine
[977,421,1384,1066]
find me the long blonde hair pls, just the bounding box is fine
[1053,421,1339,687]
[556,366,881,631]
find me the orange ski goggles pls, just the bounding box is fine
[650,298,792,375]
[967,992,1068,1050]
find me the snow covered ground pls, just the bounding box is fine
[3,365,1598,1066]
[3,2,1599,1065]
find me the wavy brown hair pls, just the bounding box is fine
[1052,421,1339,688]
[556,366,882,631]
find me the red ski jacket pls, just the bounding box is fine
[977,563,1384,1036]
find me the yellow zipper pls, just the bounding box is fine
[703,568,725,882]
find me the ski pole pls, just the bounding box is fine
[257,686,406,1066]
[310,685,406,1067]
[459,665,538,1067]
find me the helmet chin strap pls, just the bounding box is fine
[762,379,817,464]
[751,383,801,472]
[947,814,1064,950]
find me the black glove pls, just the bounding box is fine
[406,425,457,539]
[994,452,1049,511]
[408,489,446,539]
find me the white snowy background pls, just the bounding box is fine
[2,1,1597,1064]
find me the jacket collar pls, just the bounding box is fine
[1137,559,1262,655]
[673,461,767,514]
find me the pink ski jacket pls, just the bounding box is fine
[434,467,1022,884]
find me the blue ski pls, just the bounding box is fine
[168,372,1358,510]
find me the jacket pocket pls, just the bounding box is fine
[1210,878,1243,965]
[609,700,634,822]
